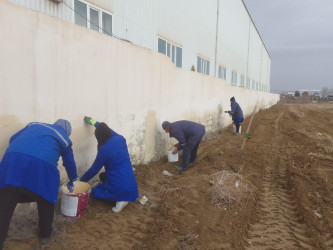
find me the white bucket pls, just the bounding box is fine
[168,151,178,162]
[60,181,91,217]
[233,125,241,134]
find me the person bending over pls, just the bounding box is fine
[0,119,78,248]
[162,120,205,172]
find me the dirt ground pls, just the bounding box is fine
[3,103,333,250]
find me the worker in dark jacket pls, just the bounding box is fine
[225,96,244,134]
[0,119,78,248]
[162,120,205,172]
[81,117,139,213]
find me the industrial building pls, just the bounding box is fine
[1,0,279,165]
[9,0,271,92]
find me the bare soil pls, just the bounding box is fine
[4,103,333,250]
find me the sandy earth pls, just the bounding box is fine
[3,103,333,250]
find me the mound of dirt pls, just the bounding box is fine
[4,103,333,249]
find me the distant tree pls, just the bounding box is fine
[295,90,300,97]
[302,92,309,97]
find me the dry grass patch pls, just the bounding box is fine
[210,170,255,209]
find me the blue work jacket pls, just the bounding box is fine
[0,122,78,203]
[80,125,139,202]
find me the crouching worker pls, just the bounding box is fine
[81,117,139,213]
[225,96,244,134]
[0,119,78,248]
[162,120,205,172]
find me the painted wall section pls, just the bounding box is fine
[0,1,279,180]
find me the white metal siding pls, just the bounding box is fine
[9,0,73,22]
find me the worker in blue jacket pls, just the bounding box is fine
[81,117,139,213]
[225,96,244,134]
[0,119,78,248]
[162,120,205,172]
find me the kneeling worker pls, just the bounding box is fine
[162,120,205,172]
[81,117,139,213]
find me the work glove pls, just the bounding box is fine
[67,181,74,193]
[84,116,96,126]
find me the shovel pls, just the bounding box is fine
[238,105,257,159]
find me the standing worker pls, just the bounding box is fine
[162,120,205,172]
[225,96,244,134]
[0,119,78,248]
[81,117,139,213]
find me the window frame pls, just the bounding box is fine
[157,37,183,68]
[240,75,245,87]
[246,77,251,88]
[218,65,226,80]
[89,6,100,31]
[73,0,113,36]
[197,55,210,75]
[231,71,238,85]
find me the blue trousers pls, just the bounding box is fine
[234,118,244,133]
[181,134,204,170]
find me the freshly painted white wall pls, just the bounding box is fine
[1,1,279,181]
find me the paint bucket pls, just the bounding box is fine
[233,125,241,134]
[60,181,91,218]
[168,151,178,162]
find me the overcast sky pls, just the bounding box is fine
[243,0,333,93]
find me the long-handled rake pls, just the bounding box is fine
[238,105,257,159]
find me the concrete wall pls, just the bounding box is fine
[0,1,279,179]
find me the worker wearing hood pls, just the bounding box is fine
[0,119,78,247]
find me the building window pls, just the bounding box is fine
[246,78,251,88]
[158,38,182,68]
[74,0,112,36]
[158,38,166,54]
[231,71,237,85]
[102,12,112,35]
[218,65,226,79]
[74,0,87,27]
[176,47,182,68]
[197,56,210,75]
[240,75,245,87]
[89,8,99,31]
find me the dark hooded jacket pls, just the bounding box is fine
[230,100,244,121]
